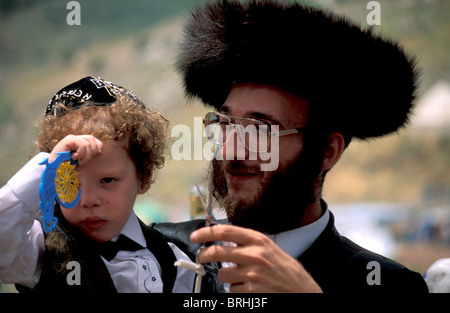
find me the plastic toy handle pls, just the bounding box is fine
[38,151,81,233]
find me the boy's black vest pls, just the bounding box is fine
[16,209,178,293]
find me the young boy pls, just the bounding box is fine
[0,76,195,293]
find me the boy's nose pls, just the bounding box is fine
[79,186,101,208]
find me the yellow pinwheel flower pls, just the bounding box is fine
[55,161,80,203]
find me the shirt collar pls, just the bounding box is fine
[113,211,147,248]
[267,204,330,259]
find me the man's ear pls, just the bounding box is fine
[322,132,345,171]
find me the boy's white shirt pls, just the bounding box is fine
[0,152,195,292]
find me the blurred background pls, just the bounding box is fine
[0,0,449,292]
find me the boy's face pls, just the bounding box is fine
[61,139,147,242]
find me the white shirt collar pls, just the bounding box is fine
[267,207,329,259]
[113,211,147,248]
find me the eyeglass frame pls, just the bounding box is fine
[203,112,307,153]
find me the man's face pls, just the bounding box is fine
[212,83,318,233]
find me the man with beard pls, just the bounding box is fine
[209,94,322,235]
[153,0,428,293]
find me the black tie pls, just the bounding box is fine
[98,235,144,261]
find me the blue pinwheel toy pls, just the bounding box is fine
[39,151,81,233]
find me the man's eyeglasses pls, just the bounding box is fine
[203,112,307,153]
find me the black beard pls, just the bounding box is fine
[211,152,321,234]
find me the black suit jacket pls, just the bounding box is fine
[152,211,428,293]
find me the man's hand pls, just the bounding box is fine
[191,224,323,293]
[49,135,103,166]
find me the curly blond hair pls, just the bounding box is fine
[35,94,169,188]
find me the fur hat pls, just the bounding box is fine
[176,0,419,140]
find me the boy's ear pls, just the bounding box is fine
[322,132,345,172]
[138,176,151,194]
[139,181,150,194]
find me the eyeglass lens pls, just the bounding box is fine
[204,113,271,153]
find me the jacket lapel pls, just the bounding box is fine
[298,211,349,292]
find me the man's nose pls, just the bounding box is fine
[221,127,247,160]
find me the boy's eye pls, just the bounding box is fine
[102,177,116,184]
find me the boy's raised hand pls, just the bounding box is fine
[49,135,103,166]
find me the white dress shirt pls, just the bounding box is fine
[267,207,330,259]
[0,152,195,292]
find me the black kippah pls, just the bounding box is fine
[45,76,141,116]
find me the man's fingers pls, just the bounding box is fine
[217,265,242,284]
[197,244,238,264]
[191,224,262,246]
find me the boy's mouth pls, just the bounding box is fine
[83,216,107,230]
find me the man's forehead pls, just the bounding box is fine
[221,83,309,126]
